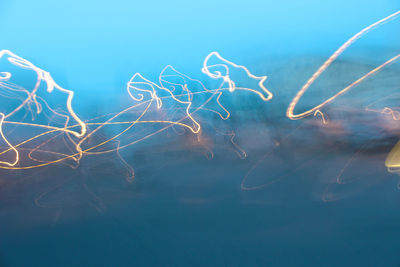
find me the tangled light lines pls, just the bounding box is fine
[0,10,399,183]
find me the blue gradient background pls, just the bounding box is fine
[1,1,400,266]
[1,0,399,95]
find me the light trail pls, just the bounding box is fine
[0,9,398,190]
[0,51,272,169]
[287,10,400,120]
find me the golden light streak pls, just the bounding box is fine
[0,50,86,137]
[0,112,18,166]
[0,51,271,169]
[287,10,400,120]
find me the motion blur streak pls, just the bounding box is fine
[0,51,271,170]
[283,10,400,174]
[0,50,87,167]
[0,10,398,179]
[287,10,400,120]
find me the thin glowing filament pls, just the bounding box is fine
[287,10,400,120]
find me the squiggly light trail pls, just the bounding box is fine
[0,50,272,170]
[0,9,399,180]
[0,50,87,167]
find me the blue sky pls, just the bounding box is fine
[0,0,399,97]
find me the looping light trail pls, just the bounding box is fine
[0,51,271,169]
[0,10,398,178]
[287,10,400,120]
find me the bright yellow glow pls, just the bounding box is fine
[385,141,400,170]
